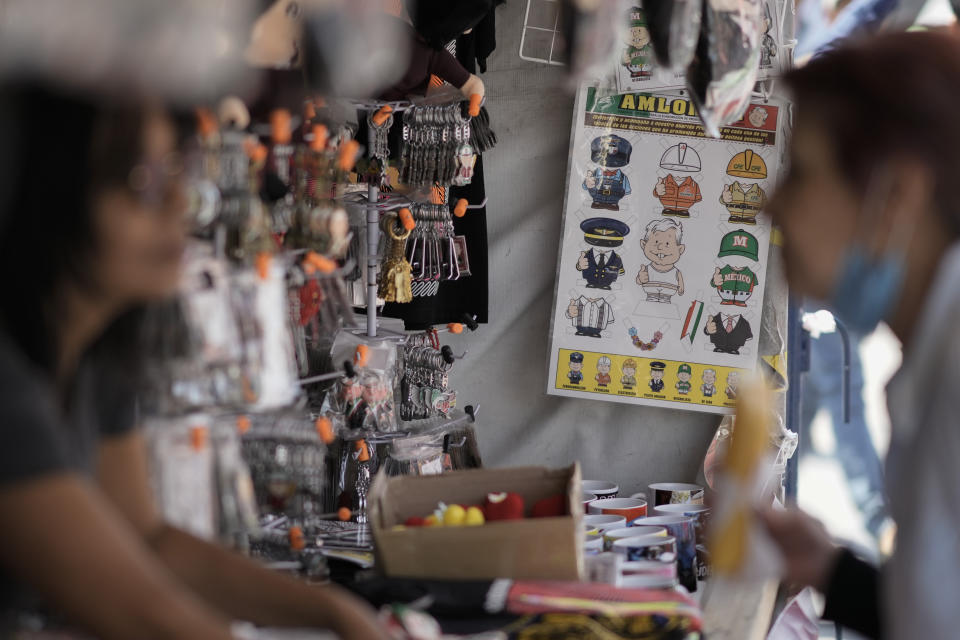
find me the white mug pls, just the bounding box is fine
[583,480,620,500]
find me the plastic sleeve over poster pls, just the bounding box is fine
[546,86,786,414]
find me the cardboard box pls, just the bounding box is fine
[368,464,584,581]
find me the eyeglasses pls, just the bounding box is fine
[127,151,185,209]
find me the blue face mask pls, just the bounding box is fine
[829,246,906,334]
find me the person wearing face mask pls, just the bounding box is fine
[761,32,960,640]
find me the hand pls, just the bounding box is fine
[636,265,649,285]
[654,177,666,197]
[458,74,485,101]
[584,172,597,189]
[759,507,842,592]
[713,267,723,287]
[721,184,733,204]
[566,299,579,318]
[328,592,392,640]
[705,316,717,334]
[577,251,589,270]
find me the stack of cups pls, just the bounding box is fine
[623,483,709,593]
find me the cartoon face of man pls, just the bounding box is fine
[627,25,651,50]
[641,220,685,270]
[650,368,664,382]
[623,365,636,378]
[726,371,739,388]
[703,369,716,385]
[748,107,769,128]
[597,359,612,375]
[678,370,691,383]
[570,361,583,373]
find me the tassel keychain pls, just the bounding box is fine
[378,209,415,303]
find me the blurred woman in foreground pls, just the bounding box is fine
[0,84,387,639]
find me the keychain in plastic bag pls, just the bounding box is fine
[687,0,763,137]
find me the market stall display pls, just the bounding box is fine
[0,0,817,637]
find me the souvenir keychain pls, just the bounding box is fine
[267,109,296,234]
[378,210,414,303]
[452,142,477,187]
[367,106,394,190]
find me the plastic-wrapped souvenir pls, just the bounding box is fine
[242,256,302,411]
[146,414,263,543]
[644,0,703,73]
[240,412,328,522]
[147,415,216,539]
[687,0,764,137]
[141,245,300,413]
[325,332,399,433]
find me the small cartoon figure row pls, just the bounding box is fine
[567,352,740,399]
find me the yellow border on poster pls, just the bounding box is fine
[555,349,746,409]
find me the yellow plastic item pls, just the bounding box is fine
[424,514,441,527]
[710,378,772,576]
[444,504,467,527]
[465,506,485,526]
[726,380,770,481]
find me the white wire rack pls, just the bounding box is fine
[520,0,566,65]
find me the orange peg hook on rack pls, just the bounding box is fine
[314,417,335,445]
[354,344,370,367]
[355,439,371,462]
[190,425,208,452]
[398,207,416,231]
[270,109,292,144]
[372,105,394,126]
[255,252,272,280]
[235,415,252,435]
[196,107,218,139]
[468,94,483,117]
[453,198,469,218]
[288,526,306,551]
[305,251,337,274]
[310,124,329,152]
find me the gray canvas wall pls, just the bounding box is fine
[441,1,737,498]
